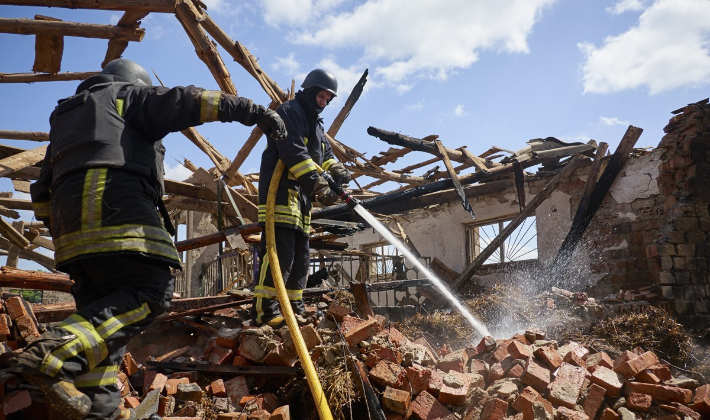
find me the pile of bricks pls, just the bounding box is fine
[0,293,41,355]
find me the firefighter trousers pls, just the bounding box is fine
[13,255,174,420]
[252,227,309,324]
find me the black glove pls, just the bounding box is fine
[313,176,339,206]
[256,107,287,140]
[329,162,351,186]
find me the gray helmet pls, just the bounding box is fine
[101,59,152,87]
[301,69,337,97]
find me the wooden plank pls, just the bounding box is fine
[191,167,256,223]
[165,179,214,201]
[367,126,468,163]
[513,159,526,211]
[0,238,56,271]
[5,221,23,267]
[350,282,375,319]
[0,130,49,141]
[370,147,412,167]
[0,0,176,13]
[0,217,30,249]
[551,128,642,271]
[174,0,236,95]
[32,15,64,73]
[0,145,47,178]
[453,154,587,290]
[11,179,30,194]
[25,230,54,251]
[180,127,230,173]
[102,11,149,67]
[461,147,493,172]
[0,71,99,83]
[0,17,145,41]
[0,205,20,219]
[0,198,32,211]
[434,139,475,218]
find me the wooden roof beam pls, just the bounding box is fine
[0,0,176,13]
[0,131,48,142]
[0,71,99,83]
[103,11,150,68]
[0,17,145,41]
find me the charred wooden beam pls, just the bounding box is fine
[0,0,176,13]
[0,71,99,83]
[0,267,71,293]
[157,298,251,322]
[0,130,49,142]
[0,17,145,41]
[551,127,642,273]
[147,361,302,377]
[453,154,587,290]
[328,69,368,138]
[175,224,260,252]
[368,126,468,163]
[513,159,526,211]
[434,139,475,218]
[350,282,374,319]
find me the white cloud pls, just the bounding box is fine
[406,100,425,111]
[260,0,346,28]
[580,0,710,94]
[599,116,631,126]
[270,0,556,87]
[453,103,467,117]
[165,162,194,181]
[606,0,647,14]
[272,52,300,75]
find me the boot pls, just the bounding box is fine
[20,370,91,420]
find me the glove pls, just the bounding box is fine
[329,162,351,186]
[256,107,287,141]
[313,176,339,206]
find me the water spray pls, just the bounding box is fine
[319,170,492,339]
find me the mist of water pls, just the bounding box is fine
[353,204,492,339]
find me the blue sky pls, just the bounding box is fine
[1,0,709,268]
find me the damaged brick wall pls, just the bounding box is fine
[582,99,710,318]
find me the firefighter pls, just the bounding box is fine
[253,69,351,327]
[7,59,286,420]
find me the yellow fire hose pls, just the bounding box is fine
[265,160,333,420]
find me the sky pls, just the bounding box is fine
[1,0,709,268]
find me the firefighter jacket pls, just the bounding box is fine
[257,91,337,234]
[31,79,261,269]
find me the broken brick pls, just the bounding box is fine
[369,360,406,388]
[437,349,468,373]
[646,364,672,381]
[124,395,141,409]
[589,366,625,397]
[480,397,508,420]
[383,386,411,415]
[627,392,652,413]
[438,371,470,406]
[401,364,431,396]
[521,358,551,393]
[176,383,203,403]
[122,352,139,376]
[2,390,31,416]
[146,372,168,395]
[625,381,692,404]
[377,326,409,347]
[158,395,175,417]
[635,369,661,384]
[0,313,10,336]
[476,335,496,354]
[210,379,227,397]
[692,384,710,417]
[614,351,659,378]
[599,408,620,420]
[582,383,606,419]
[508,340,532,360]
[345,317,380,347]
[506,363,524,379]
[410,391,455,420]
[208,346,235,365]
[556,406,589,420]
[326,303,351,322]
[525,328,546,342]
[548,362,588,409]
[224,376,249,404]
[270,405,290,420]
[534,346,562,370]
[216,328,241,349]
[586,352,614,370]
[166,377,190,395]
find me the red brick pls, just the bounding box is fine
[513,386,553,420]
[599,408,620,420]
[586,352,613,370]
[146,372,168,394]
[521,358,551,393]
[4,296,29,320]
[383,386,411,415]
[365,346,402,368]
[563,350,587,368]
[262,344,297,367]
[369,360,406,388]
[438,371,470,406]
[627,392,652,412]
[410,390,456,420]
[589,366,625,397]
[508,340,532,360]
[426,369,445,396]
[625,382,692,404]
[247,409,271,420]
[118,371,130,397]
[525,328,546,342]
[475,335,496,354]
[534,346,562,370]
[506,363,524,379]
[548,363,588,409]
[488,362,504,383]
[675,403,701,420]
[124,395,141,409]
[614,351,659,378]
[208,346,235,365]
[215,414,248,420]
[635,369,661,384]
[233,355,251,367]
[401,364,431,395]
[15,315,39,341]
[2,390,31,415]
[438,349,468,373]
[646,364,672,381]
[557,406,589,420]
[122,352,139,376]
[413,337,440,364]
[158,395,175,417]
[0,313,10,336]
[345,317,380,346]
[613,350,636,370]
[224,376,249,404]
[326,303,351,322]
[490,340,510,363]
[165,377,190,395]
[376,326,409,347]
[692,384,710,416]
[582,383,606,418]
[210,379,227,397]
[480,397,508,420]
[270,405,290,420]
[216,328,241,349]
[469,359,489,381]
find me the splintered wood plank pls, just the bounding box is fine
[0,17,145,41]
[0,0,176,13]
[0,145,47,178]
[0,131,49,141]
[0,71,99,83]
[0,218,30,249]
[191,167,256,224]
[5,221,24,267]
[0,198,32,211]
[32,15,64,73]
[434,139,475,218]
[102,11,149,67]
[0,267,71,293]
[328,69,368,138]
[11,179,30,194]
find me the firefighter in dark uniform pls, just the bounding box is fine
[8,59,286,420]
[253,69,351,327]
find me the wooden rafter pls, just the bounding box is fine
[0,17,145,41]
[103,11,149,68]
[33,15,64,73]
[0,131,49,141]
[0,0,176,13]
[0,71,99,83]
